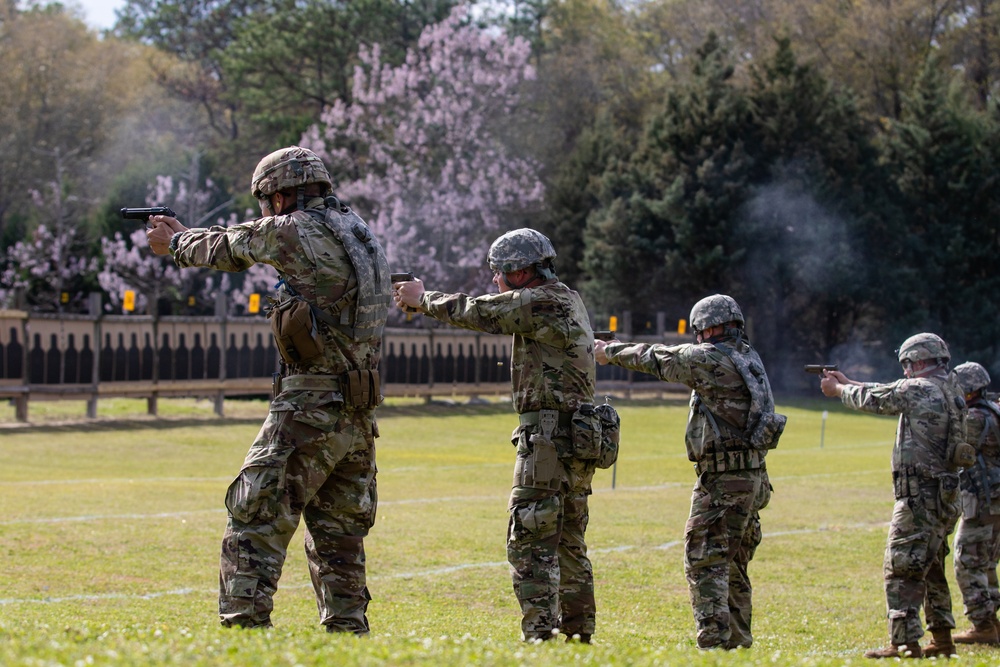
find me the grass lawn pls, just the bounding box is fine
[2,395,998,665]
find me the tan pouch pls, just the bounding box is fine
[268,297,323,364]
[341,369,383,409]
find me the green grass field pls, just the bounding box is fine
[3,395,1000,665]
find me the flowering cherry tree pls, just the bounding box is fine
[99,165,242,315]
[301,5,544,292]
[0,151,99,313]
[0,216,99,312]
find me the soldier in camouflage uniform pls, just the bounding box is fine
[819,333,967,659]
[595,295,778,650]
[394,228,603,643]
[147,146,391,634]
[951,362,1000,645]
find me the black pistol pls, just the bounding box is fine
[594,331,618,341]
[804,364,839,375]
[120,206,177,227]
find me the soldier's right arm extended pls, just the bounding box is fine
[604,342,696,385]
[421,289,530,336]
[172,217,289,273]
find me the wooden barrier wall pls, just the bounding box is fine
[0,310,683,421]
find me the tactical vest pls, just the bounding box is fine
[280,199,391,344]
[926,373,970,471]
[972,398,1000,453]
[697,340,786,451]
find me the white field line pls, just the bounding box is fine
[0,469,889,526]
[0,520,889,606]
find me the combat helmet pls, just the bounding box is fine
[251,146,333,200]
[953,362,991,396]
[689,294,744,334]
[897,333,950,364]
[487,228,557,278]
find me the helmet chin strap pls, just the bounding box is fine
[502,270,544,290]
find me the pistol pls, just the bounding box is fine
[594,331,618,341]
[390,271,418,313]
[390,272,415,283]
[804,364,839,375]
[120,206,177,225]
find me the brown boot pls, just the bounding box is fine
[863,643,923,659]
[953,620,1000,645]
[923,628,957,658]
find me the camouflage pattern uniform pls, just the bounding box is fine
[839,370,962,646]
[416,280,598,641]
[171,184,387,633]
[954,389,1000,628]
[602,333,772,649]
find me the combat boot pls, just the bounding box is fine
[922,628,957,658]
[953,620,999,645]
[863,643,923,659]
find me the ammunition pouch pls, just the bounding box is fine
[268,296,323,365]
[893,465,924,500]
[342,369,382,409]
[694,448,764,475]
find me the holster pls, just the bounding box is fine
[272,372,283,401]
[515,409,561,490]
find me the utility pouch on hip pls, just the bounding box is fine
[522,410,561,490]
[268,296,323,365]
[570,404,602,460]
[594,401,621,469]
[748,411,787,450]
[951,442,976,470]
[340,369,382,409]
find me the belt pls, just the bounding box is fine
[695,449,764,475]
[519,410,574,428]
[280,374,341,391]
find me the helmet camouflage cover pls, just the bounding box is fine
[251,146,333,199]
[689,294,745,333]
[897,332,950,364]
[487,228,557,273]
[953,361,991,395]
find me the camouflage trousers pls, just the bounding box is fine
[507,457,597,641]
[954,500,1000,624]
[219,392,378,633]
[684,468,771,650]
[883,486,958,645]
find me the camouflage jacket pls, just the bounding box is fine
[603,335,752,462]
[840,369,955,477]
[418,281,595,413]
[171,197,383,376]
